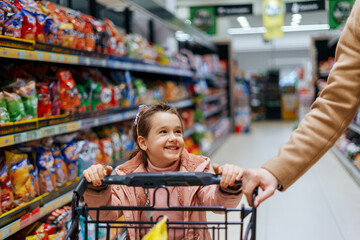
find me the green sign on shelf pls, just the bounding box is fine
[329,0,354,29]
[190,6,216,35]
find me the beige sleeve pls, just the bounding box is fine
[262,1,360,191]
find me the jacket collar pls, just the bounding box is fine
[115,149,210,175]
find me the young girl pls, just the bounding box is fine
[83,102,243,239]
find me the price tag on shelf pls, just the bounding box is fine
[37,52,43,60]
[81,118,97,129]
[71,56,76,64]
[42,127,57,137]
[0,220,20,238]
[50,53,56,62]
[18,50,25,59]
[112,113,123,122]
[98,116,110,125]
[13,132,27,144]
[30,207,40,222]
[124,110,137,120]
[58,54,64,62]
[0,135,14,147]
[58,125,67,134]
[26,51,37,60]
[27,130,41,142]
[66,122,79,132]
[20,213,31,229]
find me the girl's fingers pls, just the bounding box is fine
[213,164,221,174]
[105,166,113,176]
[97,166,104,181]
[83,170,91,182]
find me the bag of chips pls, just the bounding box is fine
[4,91,26,122]
[5,150,36,205]
[58,70,80,114]
[49,80,60,116]
[61,141,78,181]
[36,83,52,118]
[19,80,38,119]
[51,146,68,187]
[0,92,10,124]
[4,12,23,38]
[0,157,14,212]
[34,148,56,195]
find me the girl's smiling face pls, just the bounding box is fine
[138,112,184,168]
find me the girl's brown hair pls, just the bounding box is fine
[129,102,184,162]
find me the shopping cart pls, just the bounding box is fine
[65,172,258,240]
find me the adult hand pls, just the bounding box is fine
[242,168,278,208]
[213,163,243,189]
[83,164,113,186]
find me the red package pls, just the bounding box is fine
[36,83,52,117]
[20,8,36,40]
[34,11,46,43]
[46,206,71,227]
[81,14,95,52]
[34,223,57,236]
[0,158,14,212]
[58,70,80,114]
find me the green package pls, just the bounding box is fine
[89,81,102,111]
[4,91,26,122]
[0,93,10,123]
[19,81,38,119]
[77,84,90,113]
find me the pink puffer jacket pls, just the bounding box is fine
[83,150,243,239]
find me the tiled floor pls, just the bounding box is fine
[208,121,360,240]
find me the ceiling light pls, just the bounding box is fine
[175,31,192,41]
[228,24,330,35]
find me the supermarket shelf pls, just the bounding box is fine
[332,147,360,186]
[348,123,360,135]
[204,128,231,157]
[169,99,194,109]
[184,126,195,138]
[0,46,193,77]
[203,93,227,103]
[204,103,227,118]
[0,180,78,239]
[0,109,138,148]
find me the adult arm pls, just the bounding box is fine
[244,1,360,206]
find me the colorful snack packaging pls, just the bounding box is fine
[34,148,56,195]
[4,12,23,38]
[43,16,58,44]
[100,138,113,165]
[110,127,122,162]
[0,92,10,124]
[76,140,93,177]
[5,151,36,205]
[58,70,80,114]
[51,146,68,187]
[0,158,14,212]
[27,160,40,197]
[36,83,52,118]
[0,9,5,33]
[49,80,60,116]
[4,91,26,122]
[76,84,90,113]
[61,141,78,181]
[20,8,36,40]
[46,206,71,227]
[19,80,38,119]
[34,11,46,43]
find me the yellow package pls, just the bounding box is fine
[5,151,36,204]
[142,216,168,240]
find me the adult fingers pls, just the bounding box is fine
[254,185,276,208]
[83,170,91,183]
[242,169,260,207]
[221,165,231,188]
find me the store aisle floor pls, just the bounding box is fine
[208,121,360,240]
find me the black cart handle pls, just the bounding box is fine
[74,172,242,198]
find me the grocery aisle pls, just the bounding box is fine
[209,121,360,240]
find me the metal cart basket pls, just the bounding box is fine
[65,172,257,240]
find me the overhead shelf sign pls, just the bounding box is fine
[286,0,325,13]
[216,5,253,16]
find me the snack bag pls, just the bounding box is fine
[0,159,14,212]
[34,11,46,43]
[89,81,102,111]
[0,92,10,124]
[36,83,52,117]
[51,146,68,187]
[21,8,36,40]
[61,141,78,181]
[46,206,71,227]
[34,148,56,195]
[110,127,121,162]
[43,16,59,44]
[5,151,36,204]
[58,70,80,114]
[27,160,40,197]
[99,138,113,165]
[0,9,5,33]
[4,12,23,38]
[76,141,93,177]
[19,80,38,119]
[4,91,26,122]
[76,84,90,113]
[49,80,60,116]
